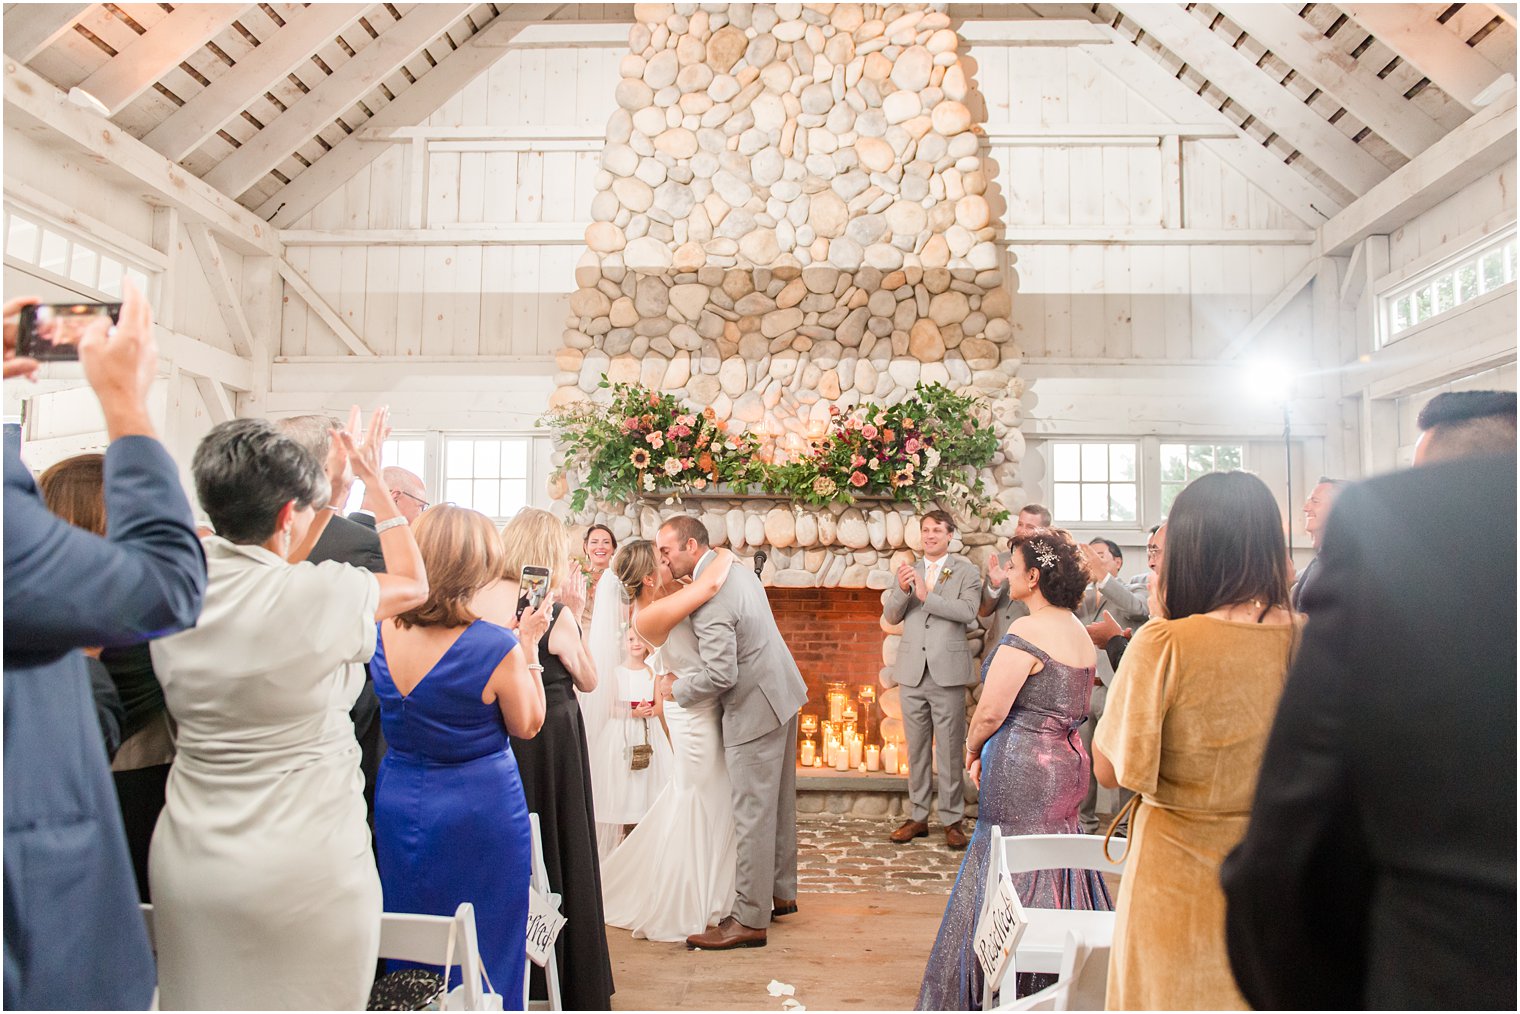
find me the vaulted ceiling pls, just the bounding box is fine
[4,2,1515,228]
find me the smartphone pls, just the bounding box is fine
[17,303,122,362]
[517,565,551,620]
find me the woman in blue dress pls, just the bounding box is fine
[371,505,550,1005]
[918,528,1114,1010]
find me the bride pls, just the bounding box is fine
[594,539,739,943]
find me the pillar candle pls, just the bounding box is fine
[800,739,816,766]
[835,742,849,771]
[866,744,881,772]
[882,741,898,774]
[899,755,910,777]
[848,734,863,768]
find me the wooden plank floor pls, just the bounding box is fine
[607,890,949,1011]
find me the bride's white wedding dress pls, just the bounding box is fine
[600,615,738,942]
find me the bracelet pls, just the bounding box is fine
[526,663,545,673]
[322,505,341,513]
[375,516,408,534]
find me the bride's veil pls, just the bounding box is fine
[579,566,633,857]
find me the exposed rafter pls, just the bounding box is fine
[2,4,94,63]
[1216,3,1445,159]
[260,4,564,228]
[70,5,250,117]
[142,4,370,163]
[1112,3,1391,195]
[275,259,375,357]
[203,3,471,201]
[1339,3,1509,112]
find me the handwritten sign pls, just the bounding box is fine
[973,872,1026,992]
[525,887,566,968]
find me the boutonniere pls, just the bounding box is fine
[937,564,954,586]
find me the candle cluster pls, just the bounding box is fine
[800,682,908,775]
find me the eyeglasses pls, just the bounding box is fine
[1145,546,1161,557]
[396,490,431,512]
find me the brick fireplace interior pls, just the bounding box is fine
[769,587,884,743]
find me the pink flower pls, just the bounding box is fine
[646,432,664,449]
[862,424,878,440]
[905,437,921,454]
[852,453,867,468]
[850,471,868,487]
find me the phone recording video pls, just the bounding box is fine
[17,303,122,362]
[517,565,551,621]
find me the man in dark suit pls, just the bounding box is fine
[348,466,429,529]
[1220,451,1516,1009]
[1289,476,1344,612]
[274,415,385,824]
[3,288,206,1009]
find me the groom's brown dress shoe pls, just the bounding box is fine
[772,898,798,918]
[686,916,767,950]
[890,819,930,843]
[945,821,970,850]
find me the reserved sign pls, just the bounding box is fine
[525,888,566,967]
[973,873,1025,991]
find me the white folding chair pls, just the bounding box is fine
[979,831,1124,1009]
[379,903,490,1010]
[525,813,564,1013]
[998,930,1110,1011]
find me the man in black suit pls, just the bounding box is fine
[1220,449,1516,1009]
[274,415,385,825]
[1289,476,1344,612]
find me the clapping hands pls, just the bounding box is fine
[1086,610,1132,648]
[987,553,1007,589]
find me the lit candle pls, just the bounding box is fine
[866,744,881,771]
[800,739,816,766]
[899,756,910,776]
[835,742,849,771]
[849,734,863,768]
[882,741,898,774]
[813,754,822,768]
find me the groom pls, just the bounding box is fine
[654,515,809,950]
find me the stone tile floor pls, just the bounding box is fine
[796,814,965,895]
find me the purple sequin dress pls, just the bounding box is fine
[916,633,1115,1011]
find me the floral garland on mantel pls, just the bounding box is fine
[542,378,1007,523]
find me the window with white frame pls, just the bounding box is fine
[1382,229,1517,345]
[1159,442,1243,515]
[3,209,151,299]
[444,436,531,521]
[1051,441,1138,524]
[344,436,430,514]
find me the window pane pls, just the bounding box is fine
[1082,483,1108,521]
[1109,483,1136,522]
[1110,443,1135,482]
[1160,444,1185,482]
[1482,251,1504,292]
[1458,264,1478,303]
[70,246,98,287]
[1506,241,1516,283]
[1393,296,1411,333]
[1414,285,1433,320]
[472,479,500,518]
[502,439,528,478]
[97,258,123,296]
[446,478,472,505]
[125,268,149,297]
[1052,443,1080,481]
[1216,444,1242,470]
[500,479,528,517]
[473,441,500,479]
[396,439,426,476]
[1161,482,1182,516]
[1187,444,1214,476]
[1054,482,1081,521]
[1081,443,1108,482]
[7,216,39,260]
[1435,273,1455,314]
[38,230,68,274]
[446,439,473,477]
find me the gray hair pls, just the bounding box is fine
[193,419,329,545]
[273,414,341,465]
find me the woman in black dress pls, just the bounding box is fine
[489,507,612,1010]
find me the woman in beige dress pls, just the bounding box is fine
[1093,471,1299,1011]
[149,410,428,1010]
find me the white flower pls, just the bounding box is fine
[868,457,880,470]
[924,446,941,474]
[663,457,683,477]
[642,473,656,491]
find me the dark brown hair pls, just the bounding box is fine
[39,453,106,536]
[583,523,618,550]
[1010,527,1088,611]
[395,505,505,629]
[922,508,957,533]
[1159,471,1290,621]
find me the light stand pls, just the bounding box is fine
[1281,400,1293,559]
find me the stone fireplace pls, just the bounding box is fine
[550,3,1024,756]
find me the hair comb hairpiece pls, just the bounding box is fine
[1031,541,1058,569]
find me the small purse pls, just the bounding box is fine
[630,718,653,771]
[1102,792,1142,865]
[367,969,445,1011]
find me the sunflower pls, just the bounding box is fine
[630,448,651,469]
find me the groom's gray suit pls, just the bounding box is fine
[671,550,809,930]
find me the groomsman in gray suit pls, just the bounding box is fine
[979,504,1052,662]
[884,510,983,850]
[656,516,809,951]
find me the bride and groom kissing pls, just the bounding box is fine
[597,515,809,950]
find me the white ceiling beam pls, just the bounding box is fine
[141,4,370,163]
[956,20,1110,45]
[1221,256,1320,358]
[3,60,280,257]
[1340,3,1508,113]
[1084,33,1345,225]
[259,4,563,228]
[186,224,255,357]
[1217,3,1445,159]
[203,3,471,200]
[193,375,237,424]
[478,21,624,46]
[1113,3,1390,195]
[3,4,94,62]
[275,258,374,357]
[69,5,250,117]
[1492,5,1518,27]
[1320,88,1518,255]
